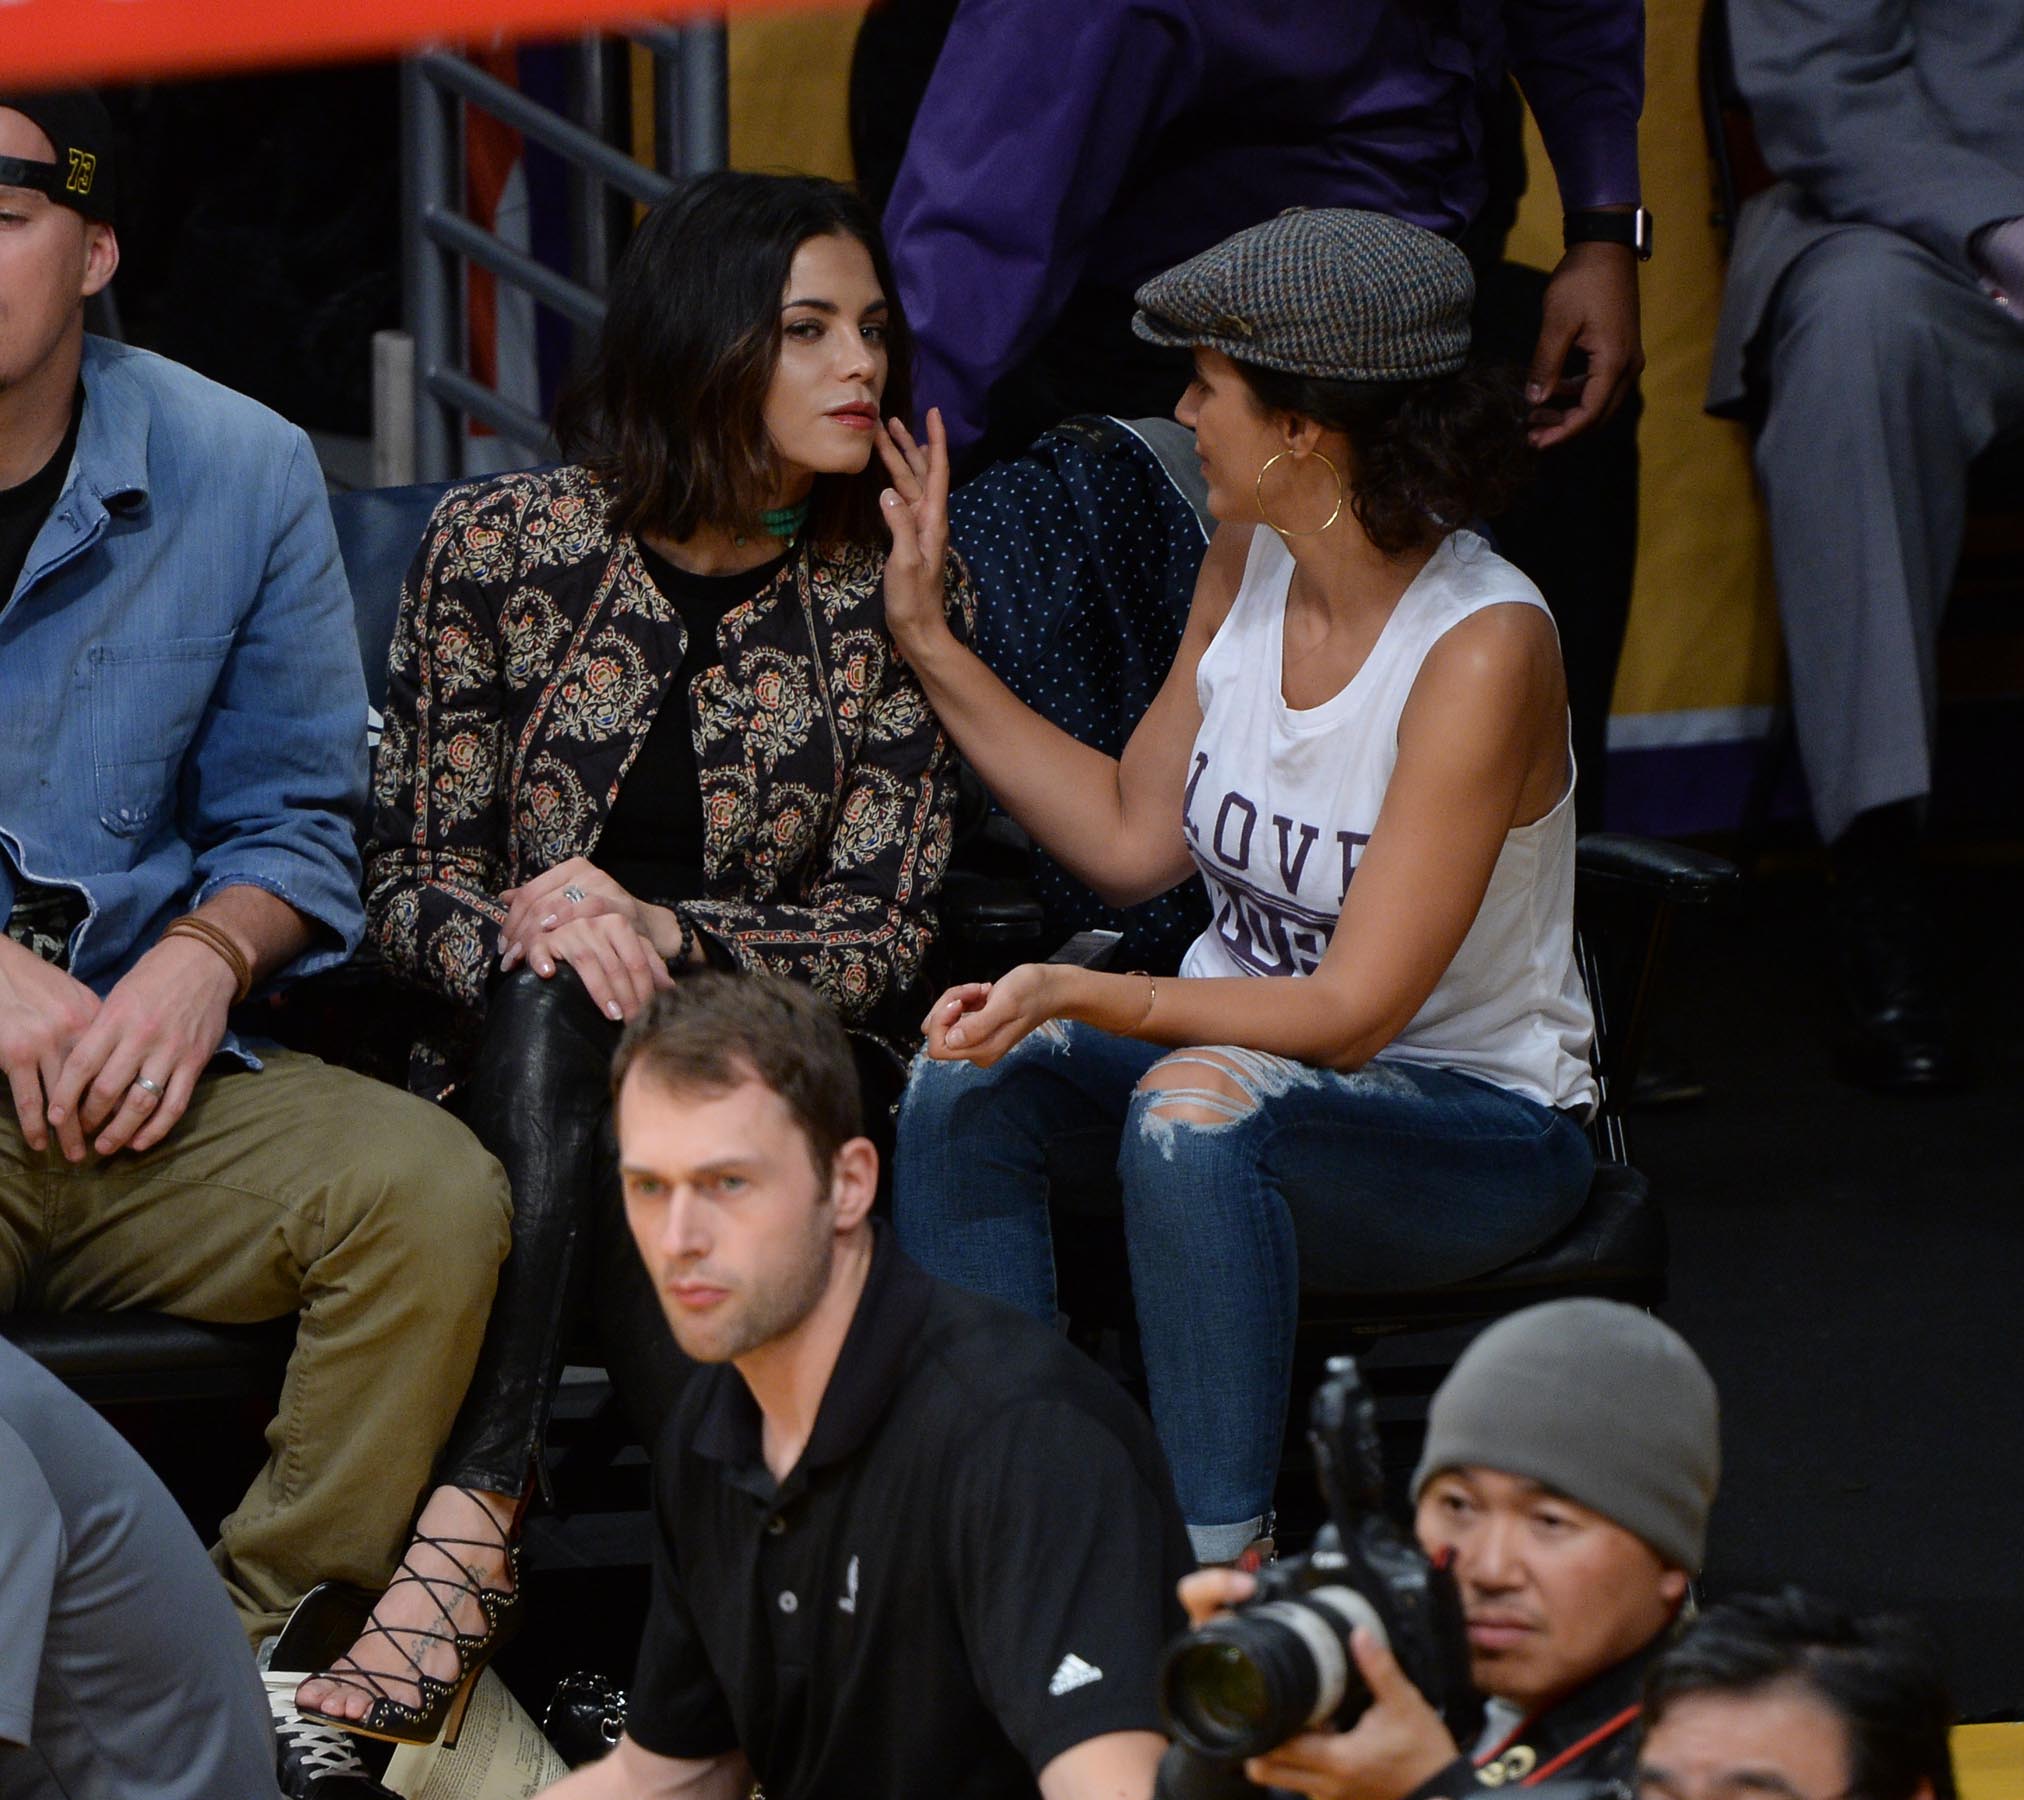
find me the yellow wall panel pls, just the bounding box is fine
[727,1,869,183]
[1513,0,1781,722]
[1955,1723,2024,1800]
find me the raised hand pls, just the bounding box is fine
[1243,1628,1459,1800]
[875,406,953,657]
[1177,1567,1257,1628]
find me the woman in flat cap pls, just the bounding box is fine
[885,207,1595,1566]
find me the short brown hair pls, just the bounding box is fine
[611,972,862,1176]
[555,170,913,549]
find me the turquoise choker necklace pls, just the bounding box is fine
[757,498,811,542]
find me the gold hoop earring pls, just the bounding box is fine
[1254,449,1345,538]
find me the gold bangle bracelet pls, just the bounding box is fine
[1132,975,1157,1033]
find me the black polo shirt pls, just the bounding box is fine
[627,1229,1193,1797]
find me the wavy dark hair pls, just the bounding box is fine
[556,171,912,547]
[1236,360,1533,557]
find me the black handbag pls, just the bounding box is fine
[541,1672,627,1768]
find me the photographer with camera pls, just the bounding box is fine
[1168,1300,1719,1800]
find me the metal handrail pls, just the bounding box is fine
[398,21,726,481]
[421,206,607,332]
[428,364,553,450]
[419,50,679,208]
[632,21,728,183]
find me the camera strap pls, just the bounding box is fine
[1474,1700,1642,1787]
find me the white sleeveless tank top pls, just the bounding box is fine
[1177,526,1597,1115]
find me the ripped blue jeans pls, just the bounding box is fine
[893,1023,1594,1561]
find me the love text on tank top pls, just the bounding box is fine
[1181,748,1367,978]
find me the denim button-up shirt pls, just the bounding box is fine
[0,337,367,1059]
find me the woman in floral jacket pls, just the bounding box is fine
[297,172,970,1743]
[365,464,960,1098]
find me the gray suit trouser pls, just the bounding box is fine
[1754,225,2024,843]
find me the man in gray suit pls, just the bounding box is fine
[1709,0,2024,1093]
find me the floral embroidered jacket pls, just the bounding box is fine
[364,464,972,1096]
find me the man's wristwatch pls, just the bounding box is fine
[1564,206,1654,261]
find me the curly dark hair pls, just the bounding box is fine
[1236,360,1533,557]
[555,170,912,548]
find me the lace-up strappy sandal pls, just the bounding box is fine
[294,1493,524,1748]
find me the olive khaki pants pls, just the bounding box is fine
[0,1047,511,1645]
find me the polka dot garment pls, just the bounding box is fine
[949,416,1212,972]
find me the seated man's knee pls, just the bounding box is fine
[329,1087,512,1273]
[1769,227,1954,371]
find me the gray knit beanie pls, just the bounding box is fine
[1411,1299,1721,1573]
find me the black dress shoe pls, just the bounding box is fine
[1830,875,1968,1094]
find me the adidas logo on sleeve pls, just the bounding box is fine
[1048,1653,1104,1697]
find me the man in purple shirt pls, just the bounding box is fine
[879,0,1648,467]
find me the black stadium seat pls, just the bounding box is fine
[335,480,457,715]
[0,1311,294,1406]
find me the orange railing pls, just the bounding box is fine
[0,0,842,87]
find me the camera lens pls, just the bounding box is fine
[1165,1644,1271,1741]
[1160,1587,1387,1762]
[1164,1637,1293,1751]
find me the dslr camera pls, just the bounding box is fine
[1155,1356,1478,1799]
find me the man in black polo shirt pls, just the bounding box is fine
[541,972,1190,1800]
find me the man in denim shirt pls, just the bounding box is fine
[0,91,510,1777]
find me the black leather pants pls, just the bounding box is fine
[436,965,691,1493]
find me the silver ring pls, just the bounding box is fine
[132,1076,164,1099]
[561,884,587,904]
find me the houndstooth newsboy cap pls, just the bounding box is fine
[1132,206,1474,382]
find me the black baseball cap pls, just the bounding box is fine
[0,89,118,225]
